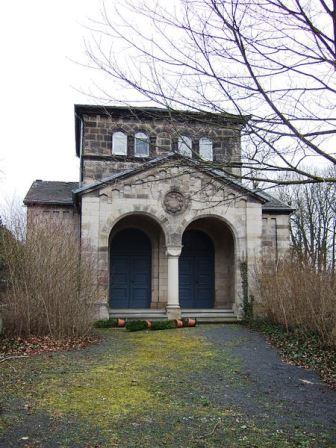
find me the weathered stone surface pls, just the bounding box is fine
[24,107,291,319]
[81,162,266,314]
[81,113,243,183]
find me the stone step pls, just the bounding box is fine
[109,309,166,320]
[181,309,238,323]
[109,308,239,323]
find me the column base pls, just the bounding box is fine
[166,304,181,320]
[95,302,110,320]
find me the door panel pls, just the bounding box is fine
[110,229,151,308]
[179,256,194,308]
[130,255,151,308]
[179,230,214,308]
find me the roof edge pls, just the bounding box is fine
[24,200,74,206]
[262,205,295,214]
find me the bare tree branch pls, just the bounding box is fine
[81,0,336,185]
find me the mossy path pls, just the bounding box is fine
[1,325,335,447]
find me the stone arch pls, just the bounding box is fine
[178,214,238,309]
[175,212,239,250]
[107,212,168,308]
[100,208,169,248]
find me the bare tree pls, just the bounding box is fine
[84,0,336,186]
[277,167,336,270]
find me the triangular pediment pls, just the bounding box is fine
[74,154,266,204]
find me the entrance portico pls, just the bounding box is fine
[73,153,290,323]
[107,213,237,321]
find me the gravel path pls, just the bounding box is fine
[199,325,336,431]
[1,324,335,447]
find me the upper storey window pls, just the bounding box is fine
[178,136,192,157]
[135,132,150,157]
[112,131,127,155]
[199,137,213,161]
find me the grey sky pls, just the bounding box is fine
[0,0,105,207]
[1,0,332,212]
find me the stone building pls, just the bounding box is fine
[24,105,293,322]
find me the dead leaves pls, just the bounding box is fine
[0,335,100,358]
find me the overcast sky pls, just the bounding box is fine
[0,0,106,207]
[1,1,332,212]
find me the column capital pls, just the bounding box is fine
[166,245,182,257]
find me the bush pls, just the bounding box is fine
[182,318,197,327]
[94,318,118,329]
[125,320,148,332]
[253,257,336,347]
[151,320,175,331]
[0,219,97,338]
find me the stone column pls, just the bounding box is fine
[166,246,182,320]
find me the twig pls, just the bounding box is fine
[196,420,221,439]
[0,355,28,363]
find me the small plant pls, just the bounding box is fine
[182,318,197,327]
[93,318,118,329]
[240,261,254,321]
[150,320,175,331]
[125,320,148,332]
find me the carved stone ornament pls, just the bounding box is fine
[163,190,186,214]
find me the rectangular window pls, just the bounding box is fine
[178,136,192,157]
[199,137,213,161]
[112,131,127,155]
[135,132,149,157]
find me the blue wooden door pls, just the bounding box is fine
[179,230,214,308]
[109,229,151,308]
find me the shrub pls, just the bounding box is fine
[182,318,197,327]
[125,320,148,332]
[151,320,175,331]
[252,257,336,347]
[94,318,118,329]
[0,219,97,338]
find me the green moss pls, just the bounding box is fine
[1,326,332,447]
[36,332,215,424]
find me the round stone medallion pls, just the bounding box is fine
[163,190,186,214]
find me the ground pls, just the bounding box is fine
[1,325,335,448]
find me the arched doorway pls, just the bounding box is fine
[109,228,151,308]
[179,229,215,308]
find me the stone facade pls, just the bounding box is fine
[81,163,256,312]
[262,213,290,261]
[79,109,243,184]
[27,204,80,239]
[24,105,292,321]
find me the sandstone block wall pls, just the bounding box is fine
[262,213,290,260]
[80,113,243,184]
[27,205,80,240]
[80,162,265,315]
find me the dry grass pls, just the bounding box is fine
[1,219,97,338]
[253,258,336,348]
